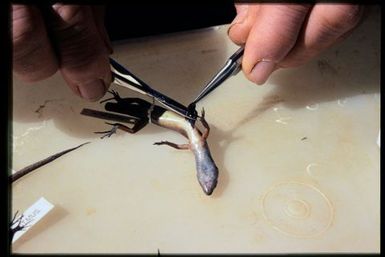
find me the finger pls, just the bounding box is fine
[242,4,311,85]
[227,4,260,45]
[279,4,364,67]
[91,5,113,54]
[12,4,58,82]
[50,4,111,101]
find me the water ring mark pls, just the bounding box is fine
[337,98,348,107]
[306,163,319,177]
[13,121,48,153]
[283,199,311,219]
[261,181,334,238]
[306,103,319,111]
[273,107,292,125]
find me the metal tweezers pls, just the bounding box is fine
[190,46,244,105]
[110,58,195,120]
[110,46,244,120]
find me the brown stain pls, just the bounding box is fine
[317,59,338,76]
[246,209,266,244]
[334,50,340,57]
[238,94,284,128]
[326,111,364,176]
[34,99,64,118]
[85,208,96,216]
[244,210,261,226]
[254,233,265,244]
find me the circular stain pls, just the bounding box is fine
[284,199,311,219]
[306,163,319,178]
[262,181,334,238]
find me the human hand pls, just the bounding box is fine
[228,4,364,85]
[12,4,112,101]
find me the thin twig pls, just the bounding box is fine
[9,142,90,183]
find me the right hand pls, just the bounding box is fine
[227,3,364,85]
[12,4,113,101]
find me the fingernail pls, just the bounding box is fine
[52,3,65,18]
[52,3,62,10]
[228,6,249,35]
[78,79,106,101]
[227,23,236,36]
[250,60,276,85]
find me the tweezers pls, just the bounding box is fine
[110,58,196,120]
[190,46,244,106]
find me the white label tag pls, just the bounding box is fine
[12,197,54,243]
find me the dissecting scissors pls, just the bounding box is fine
[109,58,196,120]
[187,46,244,114]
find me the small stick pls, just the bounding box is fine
[9,142,90,183]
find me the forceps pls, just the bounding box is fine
[188,46,244,110]
[109,58,196,120]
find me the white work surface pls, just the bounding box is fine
[12,8,380,253]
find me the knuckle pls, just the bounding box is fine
[51,6,107,72]
[256,5,311,57]
[280,52,312,68]
[12,5,39,45]
[11,5,58,82]
[321,5,364,35]
[13,40,40,63]
[13,45,57,82]
[341,5,364,26]
[228,24,249,45]
[272,4,310,19]
[61,49,103,72]
[58,30,106,71]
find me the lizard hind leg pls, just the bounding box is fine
[199,108,210,140]
[94,123,120,139]
[95,118,149,139]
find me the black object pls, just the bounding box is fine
[105,3,236,41]
[110,58,196,121]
